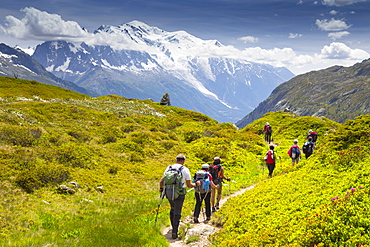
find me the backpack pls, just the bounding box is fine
[264,150,275,164]
[265,125,272,134]
[303,142,313,154]
[290,146,300,159]
[209,164,221,182]
[194,170,211,194]
[163,165,186,201]
[310,132,318,142]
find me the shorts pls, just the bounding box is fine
[291,157,300,162]
[213,179,223,189]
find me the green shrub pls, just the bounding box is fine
[0,126,42,146]
[15,163,70,193]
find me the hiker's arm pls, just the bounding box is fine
[219,167,231,181]
[159,177,164,193]
[210,181,219,189]
[185,179,199,188]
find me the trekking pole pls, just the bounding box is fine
[155,189,165,226]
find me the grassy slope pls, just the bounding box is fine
[0,77,265,246]
[213,112,370,246]
[2,77,370,246]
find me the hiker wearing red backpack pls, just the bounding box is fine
[288,139,301,166]
[263,122,272,144]
[306,130,318,144]
[209,157,230,212]
[264,145,276,178]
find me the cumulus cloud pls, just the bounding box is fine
[328,31,350,40]
[329,10,338,15]
[289,33,303,39]
[237,36,259,43]
[320,42,369,59]
[316,18,351,31]
[322,0,369,6]
[0,7,88,41]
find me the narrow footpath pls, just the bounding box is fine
[162,184,255,247]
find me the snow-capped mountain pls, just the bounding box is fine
[0,43,96,96]
[32,20,294,123]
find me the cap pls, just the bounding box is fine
[213,156,221,161]
[202,164,209,169]
[294,139,298,143]
[309,130,312,133]
[266,122,269,125]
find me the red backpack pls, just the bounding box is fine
[265,150,275,164]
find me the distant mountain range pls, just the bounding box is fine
[30,20,294,123]
[236,58,370,128]
[0,43,96,97]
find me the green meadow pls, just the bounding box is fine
[1,76,370,246]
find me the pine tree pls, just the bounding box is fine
[160,93,171,106]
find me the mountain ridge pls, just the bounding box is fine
[236,58,370,128]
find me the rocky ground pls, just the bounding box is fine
[162,184,255,247]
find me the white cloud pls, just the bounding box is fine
[0,7,88,41]
[328,31,350,40]
[315,18,351,31]
[329,10,338,15]
[237,36,259,43]
[289,33,303,39]
[320,42,369,59]
[322,0,369,6]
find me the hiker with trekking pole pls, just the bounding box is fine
[159,154,200,239]
[192,164,219,224]
[209,157,231,212]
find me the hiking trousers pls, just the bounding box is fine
[193,192,211,218]
[266,163,275,177]
[168,194,185,234]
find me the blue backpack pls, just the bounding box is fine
[194,170,211,194]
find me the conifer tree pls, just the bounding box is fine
[160,93,171,105]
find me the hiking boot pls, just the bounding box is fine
[215,202,220,209]
[172,233,178,239]
[193,218,199,223]
[205,217,211,222]
[212,206,217,212]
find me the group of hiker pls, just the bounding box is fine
[158,124,318,239]
[263,122,318,177]
[159,155,230,239]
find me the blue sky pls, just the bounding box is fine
[0,0,369,75]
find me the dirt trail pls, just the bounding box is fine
[162,184,255,246]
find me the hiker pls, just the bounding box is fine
[263,122,272,144]
[210,157,231,212]
[193,164,219,223]
[264,145,276,178]
[159,154,200,239]
[303,137,315,159]
[306,130,318,144]
[288,139,301,166]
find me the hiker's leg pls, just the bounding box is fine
[216,183,223,204]
[267,164,273,177]
[193,192,202,218]
[169,199,175,229]
[211,188,216,207]
[172,195,185,234]
[204,193,211,218]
